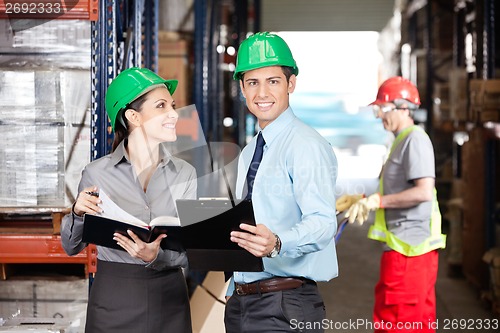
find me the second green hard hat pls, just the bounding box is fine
[105,67,178,131]
[233,32,299,80]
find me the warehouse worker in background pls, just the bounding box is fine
[61,68,196,333]
[337,77,446,333]
[225,32,339,333]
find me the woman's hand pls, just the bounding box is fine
[113,230,167,262]
[72,186,102,217]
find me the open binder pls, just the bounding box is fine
[175,198,263,272]
[82,214,184,252]
[174,140,263,272]
[82,139,263,272]
[82,199,263,272]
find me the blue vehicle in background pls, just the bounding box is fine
[290,91,389,154]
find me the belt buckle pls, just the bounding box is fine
[236,284,245,296]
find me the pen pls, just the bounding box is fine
[86,191,99,197]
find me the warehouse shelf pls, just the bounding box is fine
[0,207,97,279]
[0,0,159,282]
[0,207,69,235]
[0,0,98,21]
[0,234,97,278]
[0,234,95,265]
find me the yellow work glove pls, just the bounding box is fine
[345,193,382,225]
[336,194,364,213]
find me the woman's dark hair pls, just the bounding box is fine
[111,92,150,152]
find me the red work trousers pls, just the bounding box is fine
[373,250,439,333]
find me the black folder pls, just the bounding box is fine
[82,214,184,252]
[175,199,264,272]
[82,199,263,272]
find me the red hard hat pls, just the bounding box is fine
[370,76,421,106]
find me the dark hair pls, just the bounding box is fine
[111,92,150,152]
[280,66,294,81]
[240,66,295,85]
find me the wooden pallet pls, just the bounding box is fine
[0,207,97,280]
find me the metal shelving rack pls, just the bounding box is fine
[87,0,160,279]
[91,0,159,159]
[193,0,260,146]
[0,0,102,278]
[0,0,160,279]
[402,0,499,293]
[0,0,260,278]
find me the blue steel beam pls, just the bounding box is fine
[144,0,159,71]
[91,0,117,160]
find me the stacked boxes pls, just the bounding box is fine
[190,272,229,333]
[469,79,500,123]
[0,69,90,207]
[448,68,468,122]
[0,279,88,332]
[0,19,91,208]
[483,247,500,314]
[158,33,190,108]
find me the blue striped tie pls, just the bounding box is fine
[225,132,266,282]
[245,132,265,200]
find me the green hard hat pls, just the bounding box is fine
[233,32,299,80]
[105,67,178,131]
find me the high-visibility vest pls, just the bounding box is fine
[367,125,446,256]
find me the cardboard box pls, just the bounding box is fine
[0,279,87,332]
[445,68,468,121]
[0,317,77,332]
[468,79,500,123]
[158,38,188,57]
[158,56,189,108]
[202,272,228,302]
[483,247,500,302]
[190,272,229,333]
[470,108,500,123]
[158,37,190,108]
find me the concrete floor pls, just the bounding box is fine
[318,218,499,333]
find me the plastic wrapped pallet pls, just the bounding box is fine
[0,69,90,207]
[0,18,91,208]
[0,20,91,69]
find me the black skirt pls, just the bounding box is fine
[85,260,192,333]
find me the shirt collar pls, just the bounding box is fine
[110,140,179,171]
[110,140,128,166]
[259,107,296,146]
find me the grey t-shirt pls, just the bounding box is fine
[61,140,197,271]
[381,128,435,246]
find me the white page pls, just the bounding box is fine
[150,215,181,227]
[97,189,147,228]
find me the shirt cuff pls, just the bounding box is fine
[276,229,298,255]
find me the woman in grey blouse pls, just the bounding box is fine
[61,67,196,333]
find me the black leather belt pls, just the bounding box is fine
[235,277,315,296]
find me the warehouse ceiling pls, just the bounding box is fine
[261,0,395,32]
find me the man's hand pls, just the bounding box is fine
[345,193,381,225]
[336,194,364,213]
[230,224,276,257]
